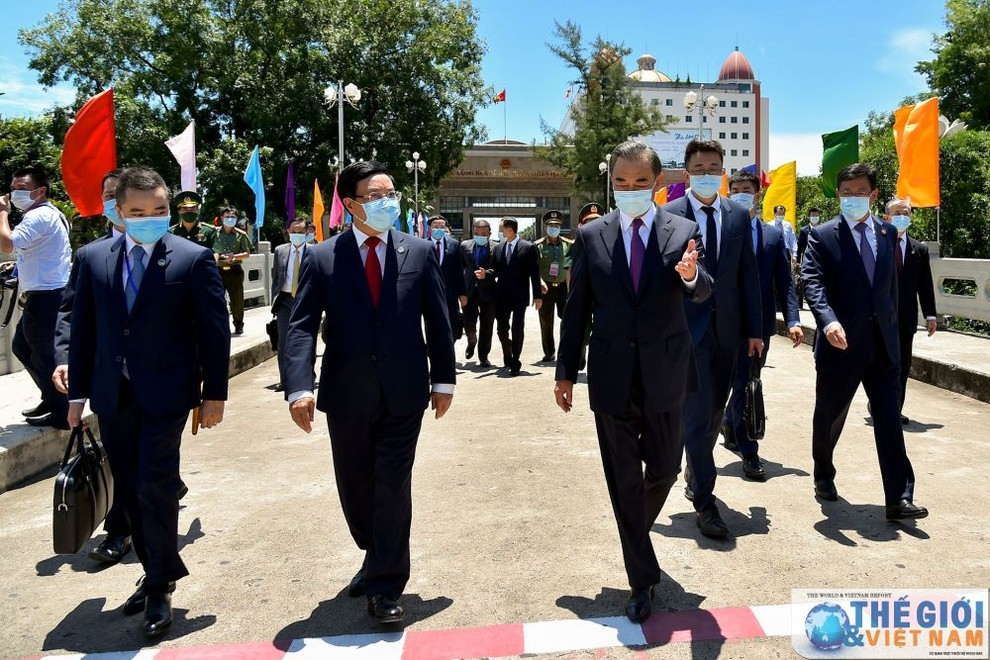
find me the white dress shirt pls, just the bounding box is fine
[282,243,307,293]
[11,202,71,291]
[687,192,723,257]
[823,214,880,334]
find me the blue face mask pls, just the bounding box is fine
[473,235,488,246]
[546,226,561,238]
[288,233,307,247]
[689,174,722,199]
[223,216,237,228]
[305,232,316,243]
[124,215,170,244]
[431,228,447,241]
[613,189,654,218]
[840,196,871,221]
[890,215,911,233]
[729,193,754,210]
[360,196,400,233]
[104,198,123,227]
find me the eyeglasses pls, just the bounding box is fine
[354,190,402,202]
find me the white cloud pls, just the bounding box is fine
[769,132,822,177]
[0,57,76,116]
[876,27,933,86]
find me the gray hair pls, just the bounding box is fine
[473,218,491,230]
[610,140,662,176]
[885,197,913,213]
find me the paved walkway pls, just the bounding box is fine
[1,308,989,659]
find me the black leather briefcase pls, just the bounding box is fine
[52,425,114,554]
[744,358,766,441]
[266,316,279,351]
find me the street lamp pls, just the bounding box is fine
[683,84,719,140]
[598,153,611,209]
[323,81,362,171]
[405,151,427,217]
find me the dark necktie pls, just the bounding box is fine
[895,237,904,275]
[505,241,513,264]
[365,236,382,306]
[854,222,875,285]
[702,206,718,272]
[755,222,764,260]
[435,239,442,262]
[126,245,146,312]
[630,217,646,293]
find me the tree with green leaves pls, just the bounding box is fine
[535,21,669,202]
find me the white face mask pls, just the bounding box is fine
[10,189,36,211]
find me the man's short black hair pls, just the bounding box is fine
[337,161,392,201]
[610,140,662,176]
[12,165,50,193]
[809,207,820,214]
[288,217,307,230]
[305,220,316,231]
[728,169,760,192]
[684,139,725,168]
[115,166,167,205]
[102,168,123,187]
[500,216,518,232]
[219,206,238,216]
[773,205,786,214]
[429,215,448,227]
[836,163,877,191]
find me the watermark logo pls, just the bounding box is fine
[792,589,988,659]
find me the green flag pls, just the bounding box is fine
[821,125,859,198]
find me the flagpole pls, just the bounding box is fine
[503,101,507,144]
[936,206,941,245]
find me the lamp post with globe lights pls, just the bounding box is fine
[683,85,719,141]
[323,81,362,171]
[598,153,612,210]
[405,152,427,219]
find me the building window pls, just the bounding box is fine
[730,149,738,156]
[742,116,750,124]
[719,116,726,124]
[651,98,659,105]
[731,132,738,139]
[730,100,738,108]
[719,132,726,139]
[685,115,693,122]
[731,116,738,124]
[742,149,750,157]
[667,114,677,122]
[730,168,737,174]
[665,98,673,106]
[742,132,750,139]
[719,100,726,108]
[742,100,750,108]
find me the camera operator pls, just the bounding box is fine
[0,165,71,428]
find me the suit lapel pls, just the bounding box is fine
[873,217,890,289]
[835,219,872,287]
[340,230,374,308]
[107,236,128,318]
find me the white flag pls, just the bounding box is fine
[165,120,197,192]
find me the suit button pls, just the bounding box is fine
[370,355,378,361]
[629,342,636,349]
[123,329,130,336]
[115,356,122,362]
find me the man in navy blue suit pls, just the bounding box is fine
[662,139,762,540]
[555,140,712,623]
[721,170,804,477]
[801,163,927,520]
[428,215,467,342]
[284,161,456,625]
[63,166,231,637]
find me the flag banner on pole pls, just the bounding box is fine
[312,179,325,242]
[285,160,295,228]
[243,145,265,228]
[564,86,572,99]
[719,173,729,198]
[666,182,686,202]
[821,125,859,198]
[654,187,668,206]
[165,120,197,193]
[761,161,798,227]
[894,96,940,208]
[493,89,506,103]
[61,88,116,217]
[328,174,344,229]
[402,209,412,234]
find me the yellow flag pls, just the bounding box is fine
[894,97,940,208]
[761,161,797,228]
[312,180,325,242]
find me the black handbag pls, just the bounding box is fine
[52,425,114,554]
[265,316,278,351]
[743,358,766,441]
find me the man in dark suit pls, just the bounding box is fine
[428,215,467,342]
[284,161,456,625]
[795,208,820,309]
[662,139,763,540]
[555,140,712,623]
[493,216,542,376]
[271,217,312,391]
[62,166,231,637]
[461,218,497,367]
[721,170,803,478]
[801,163,927,520]
[885,197,938,424]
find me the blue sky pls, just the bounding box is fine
[2,0,948,175]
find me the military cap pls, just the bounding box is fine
[174,191,202,208]
[578,202,604,223]
[542,210,564,225]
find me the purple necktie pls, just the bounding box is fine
[630,217,646,293]
[854,221,875,285]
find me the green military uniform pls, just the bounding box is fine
[169,191,217,249]
[213,226,253,333]
[535,210,574,361]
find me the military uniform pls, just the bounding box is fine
[169,191,217,249]
[535,210,574,361]
[213,227,253,334]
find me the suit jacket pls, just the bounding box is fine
[431,234,466,310]
[283,229,455,417]
[754,220,800,337]
[54,230,119,366]
[797,225,811,263]
[555,209,714,415]
[801,214,899,365]
[662,195,762,346]
[271,242,310,308]
[461,239,497,303]
[65,233,231,417]
[898,235,937,337]
[493,238,541,309]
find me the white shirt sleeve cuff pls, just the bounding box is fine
[823,321,842,334]
[288,390,315,405]
[681,269,698,290]
[431,383,455,394]
[69,399,87,404]
[925,316,937,321]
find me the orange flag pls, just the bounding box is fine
[653,187,668,206]
[719,172,729,198]
[61,89,117,216]
[894,97,940,207]
[312,180,325,242]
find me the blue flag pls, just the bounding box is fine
[243,145,266,228]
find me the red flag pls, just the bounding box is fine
[493,89,506,103]
[61,89,116,217]
[564,86,572,99]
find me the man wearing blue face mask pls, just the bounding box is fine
[284,160,455,626]
[63,166,230,637]
[884,197,937,425]
[212,206,252,335]
[271,218,313,392]
[429,215,467,343]
[460,218,497,367]
[662,139,763,540]
[802,163,927,521]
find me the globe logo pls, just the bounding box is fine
[804,602,851,651]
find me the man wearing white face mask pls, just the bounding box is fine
[212,205,252,335]
[0,165,71,428]
[884,197,937,425]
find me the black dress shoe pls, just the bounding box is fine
[22,401,49,418]
[347,567,366,598]
[541,354,555,362]
[26,413,70,430]
[177,480,189,500]
[742,455,766,481]
[273,382,284,392]
[465,342,476,359]
[886,499,929,520]
[684,485,694,501]
[368,594,404,624]
[143,591,173,638]
[625,586,654,623]
[122,576,149,616]
[900,414,910,425]
[479,359,492,368]
[815,480,839,502]
[233,324,244,336]
[89,534,132,564]
[696,506,729,539]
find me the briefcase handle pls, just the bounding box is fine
[60,425,104,468]
[749,356,762,380]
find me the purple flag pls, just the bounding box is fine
[666,182,686,201]
[285,160,295,228]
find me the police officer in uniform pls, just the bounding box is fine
[534,210,573,362]
[169,191,217,249]
[212,206,253,335]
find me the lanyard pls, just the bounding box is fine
[123,249,140,298]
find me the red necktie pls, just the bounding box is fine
[896,238,904,274]
[435,240,442,261]
[365,236,382,306]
